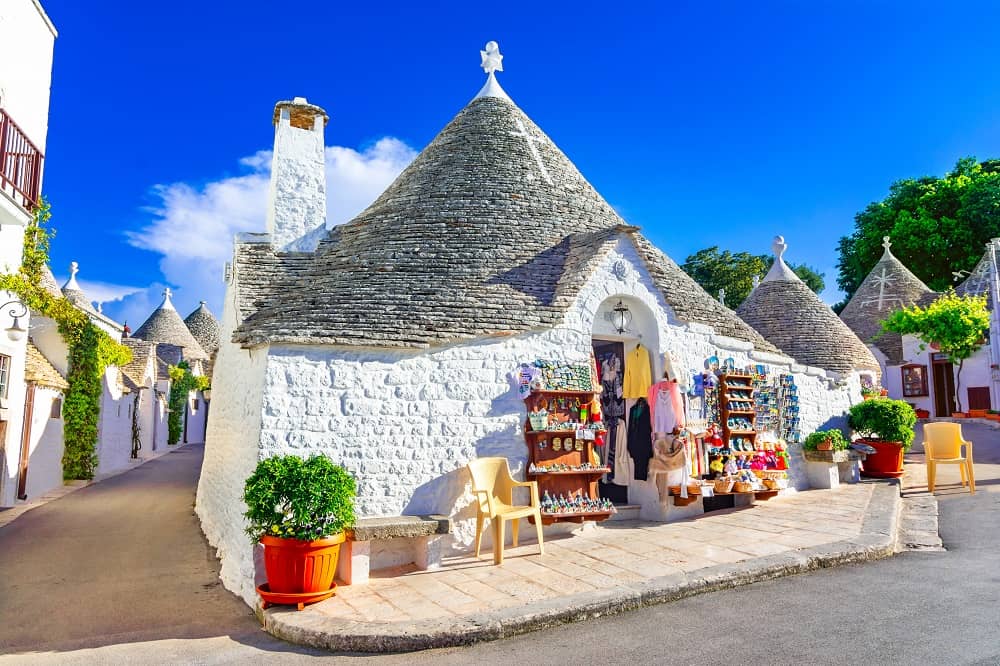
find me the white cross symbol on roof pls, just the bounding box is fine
[510,117,553,185]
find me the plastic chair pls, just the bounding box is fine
[923,422,975,495]
[467,457,544,564]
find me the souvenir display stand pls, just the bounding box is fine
[524,388,615,525]
[720,373,757,454]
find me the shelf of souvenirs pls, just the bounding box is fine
[525,428,606,436]
[527,389,601,397]
[528,463,611,476]
[539,493,617,518]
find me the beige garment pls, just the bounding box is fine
[612,417,632,486]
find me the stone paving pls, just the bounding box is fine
[310,484,873,625]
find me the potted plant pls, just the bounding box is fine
[987,410,1000,422]
[802,429,848,452]
[848,398,916,478]
[914,407,930,419]
[243,454,357,605]
[860,386,881,401]
[968,408,988,419]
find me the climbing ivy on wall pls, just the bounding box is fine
[167,361,209,445]
[0,200,132,479]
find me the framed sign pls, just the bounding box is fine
[901,364,929,397]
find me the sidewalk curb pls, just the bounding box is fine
[259,481,901,653]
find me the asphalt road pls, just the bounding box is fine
[3,428,999,664]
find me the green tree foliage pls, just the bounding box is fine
[166,361,210,445]
[681,246,825,308]
[0,200,132,479]
[837,157,1000,301]
[881,291,990,412]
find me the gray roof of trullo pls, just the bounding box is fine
[839,241,937,363]
[121,338,155,388]
[40,265,63,299]
[737,259,880,375]
[155,344,183,381]
[955,240,1000,306]
[184,302,221,355]
[231,91,779,353]
[134,298,208,360]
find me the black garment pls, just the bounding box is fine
[627,398,653,480]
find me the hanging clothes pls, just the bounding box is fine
[627,398,653,480]
[647,380,686,434]
[600,354,625,419]
[611,417,631,486]
[622,344,652,399]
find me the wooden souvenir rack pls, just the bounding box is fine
[719,373,757,454]
[523,389,613,525]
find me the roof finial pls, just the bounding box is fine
[161,287,175,311]
[762,234,801,283]
[480,41,503,75]
[63,261,82,290]
[752,274,761,289]
[718,288,726,305]
[474,40,512,101]
[882,236,892,254]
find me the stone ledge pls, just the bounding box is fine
[259,481,901,653]
[348,514,451,542]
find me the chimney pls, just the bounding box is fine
[265,97,329,252]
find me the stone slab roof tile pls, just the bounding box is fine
[230,95,781,354]
[738,279,880,375]
[135,300,208,360]
[184,301,221,355]
[122,338,155,387]
[25,341,68,391]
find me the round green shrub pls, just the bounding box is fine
[243,454,357,542]
[848,398,917,451]
[802,429,849,451]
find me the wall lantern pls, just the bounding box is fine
[3,300,28,342]
[612,299,632,334]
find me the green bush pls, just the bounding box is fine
[243,454,357,542]
[848,398,917,451]
[802,429,849,451]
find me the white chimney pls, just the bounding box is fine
[265,97,329,252]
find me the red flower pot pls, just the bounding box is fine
[860,439,905,478]
[261,533,345,594]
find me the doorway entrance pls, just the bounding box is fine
[932,355,956,417]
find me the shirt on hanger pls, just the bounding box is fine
[622,344,652,399]
[648,380,685,434]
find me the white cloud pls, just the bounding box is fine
[109,137,417,324]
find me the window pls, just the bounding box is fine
[50,397,62,419]
[901,364,929,397]
[0,354,9,399]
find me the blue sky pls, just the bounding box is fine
[38,0,1000,325]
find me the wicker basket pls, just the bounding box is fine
[714,477,735,493]
[733,481,754,493]
[763,478,778,490]
[668,484,702,496]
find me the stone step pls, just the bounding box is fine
[607,504,641,521]
[897,494,944,552]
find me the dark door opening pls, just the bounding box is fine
[932,359,956,417]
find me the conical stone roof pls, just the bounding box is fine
[184,301,220,355]
[232,60,778,353]
[839,236,937,363]
[737,236,880,376]
[134,289,208,360]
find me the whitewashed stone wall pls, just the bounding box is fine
[22,385,63,499]
[183,394,208,445]
[195,281,270,605]
[199,234,864,606]
[95,368,135,477]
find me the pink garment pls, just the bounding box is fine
[648,380,685,434]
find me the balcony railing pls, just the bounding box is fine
[0,108,43,211]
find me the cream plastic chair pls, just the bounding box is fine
[467,457,544,564]
[923,422,975,494]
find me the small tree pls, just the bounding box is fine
[881,291,990,412]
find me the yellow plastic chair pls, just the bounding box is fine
[923,422,975,495]
[467,457,545,564]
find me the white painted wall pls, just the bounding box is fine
[885,335,995,414]
[197,234,865,606]
[183,393,208,445]
[0,0,56,153]
[195,267,269,605]
[22,384,63,499]
[94,368,135,477]
[0,301,28,507]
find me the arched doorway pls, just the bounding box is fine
[591,296,660,505]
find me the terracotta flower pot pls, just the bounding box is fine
[860,439,905,478]
[261,533,345,594]
[915,409,930,419]
[816,439,834,451]
[968,409,987,419]
[952,412,967,419]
